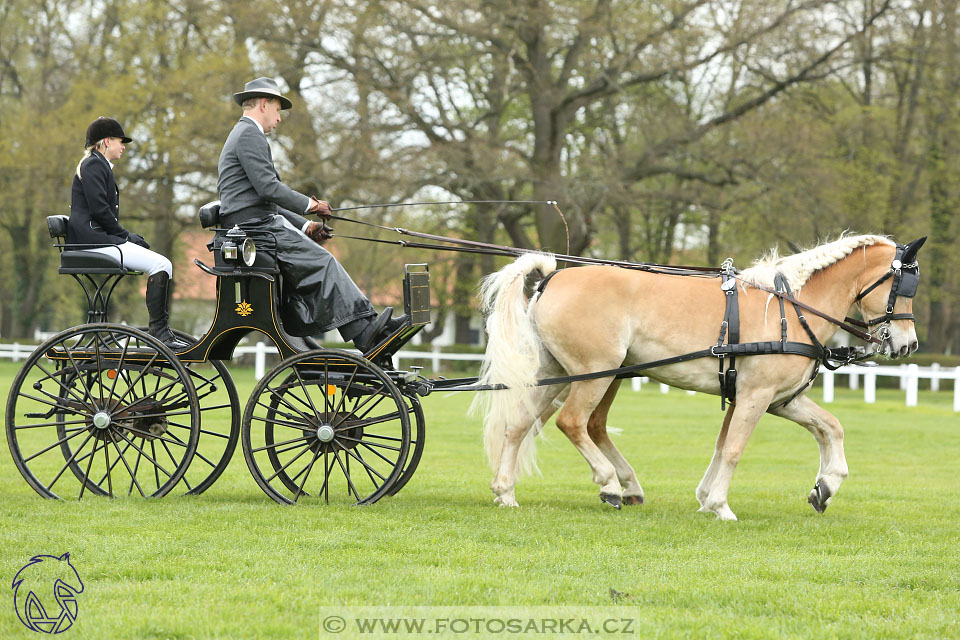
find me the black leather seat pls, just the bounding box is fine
[198,201,278,271]
[47,215,134,275]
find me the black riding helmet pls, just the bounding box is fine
[85,116,132,147]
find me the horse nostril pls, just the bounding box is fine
[899,345,909,357]
[910,340,918,352]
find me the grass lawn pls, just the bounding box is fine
[1,358,958,639]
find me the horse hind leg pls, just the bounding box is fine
[489,386,562,507]
[586,380,644,506]
[768,395,848,514]
[555,378,626,509]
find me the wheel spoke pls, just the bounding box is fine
[78,438,104,500]
[265,443,314,484]
[336,433,402,453]
[342,446,388,484]
[331,449,360,501]
[46,431,97,493]
[33,362,97,413]
[110,437,146,497]
[160,438,192,492]
[22,427,91,463]
[293,450,321,501]
[108,351,161,410]
[113,430,175,480]
[251,434,313,454]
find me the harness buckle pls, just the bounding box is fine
[711,345,725,358]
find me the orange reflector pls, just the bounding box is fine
[326,385,337,396]
[107,369,117,379]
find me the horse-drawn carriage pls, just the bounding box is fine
[4,201,928,520]
[5,203,432,504]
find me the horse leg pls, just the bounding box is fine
[696,404,734,507]
[768,395,848,513]
[586,380,644,506]
[698,389,774,521]
[555,379,625,509]
[490,387,561,507]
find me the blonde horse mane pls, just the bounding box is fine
[738,234,894,292]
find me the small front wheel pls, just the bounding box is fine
[242,349,410,505]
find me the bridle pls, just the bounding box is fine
[848,242,921,344]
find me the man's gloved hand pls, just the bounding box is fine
[308,196,332,220]
[127,232,150,249]
[306,221,334,245]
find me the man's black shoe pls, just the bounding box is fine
[353,308,392,353]
[384,313,409,333]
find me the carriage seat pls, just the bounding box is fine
[47,215,136,275]
[198,201,278,272]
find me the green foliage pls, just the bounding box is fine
[1,0,958,352]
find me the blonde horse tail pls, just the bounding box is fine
[470,252,557,476]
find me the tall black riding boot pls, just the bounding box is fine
[145,272,189,350]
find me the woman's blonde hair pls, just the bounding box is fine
[75,140,106,179]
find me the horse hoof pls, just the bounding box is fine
[600,493,622,510]
[807,481,830,513]
[623,494,644,506]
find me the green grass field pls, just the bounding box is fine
[1,359,958,639]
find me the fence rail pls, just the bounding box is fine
[2,341,957,411]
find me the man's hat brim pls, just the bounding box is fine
[233,90,293,110]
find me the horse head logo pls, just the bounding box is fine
[12,553,84,634]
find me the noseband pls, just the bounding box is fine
[850,243,920,340]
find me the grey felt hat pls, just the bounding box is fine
[233,77,293,110]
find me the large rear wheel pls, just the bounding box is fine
[5,324,199,499]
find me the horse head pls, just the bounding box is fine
[857,236,925,358]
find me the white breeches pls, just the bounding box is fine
[87,242,173,277]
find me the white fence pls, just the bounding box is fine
[3,341,958,412]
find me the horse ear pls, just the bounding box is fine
[901,236,927,263]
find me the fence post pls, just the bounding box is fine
[631,377,641,392]
[954,367,960,413]
[432,346,441,372]
[822,369,834,403]
[848,370,859,390]
[864,370,876,404]
[659,383,669,394]
[255,341,266,380]
[905,363,919,407]
[12,342,20,363]
[899,364,907,390]
[930,363,940,392]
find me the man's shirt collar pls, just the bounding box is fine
[242,114,265,135]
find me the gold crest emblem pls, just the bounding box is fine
[235,301,253,317]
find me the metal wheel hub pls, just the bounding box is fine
[316,424,335,442]
[122,400,168,441]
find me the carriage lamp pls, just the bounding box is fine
[221,226,257,267]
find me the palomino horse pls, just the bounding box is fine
[471,235,925,520]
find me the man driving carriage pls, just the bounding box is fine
[217,76,405,351]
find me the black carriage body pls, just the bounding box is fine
[8,208,431,504]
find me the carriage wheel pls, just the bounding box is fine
[5,324,199,499]
[385,392,425,497]
[242,349,410,505]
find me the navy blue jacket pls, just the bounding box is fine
[67,150,132,246]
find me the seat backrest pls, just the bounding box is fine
[198,201,221,228]
[47,215,69,239]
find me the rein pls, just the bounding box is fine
[325,209,892,344]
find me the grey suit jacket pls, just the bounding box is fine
[217,117,310,228]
